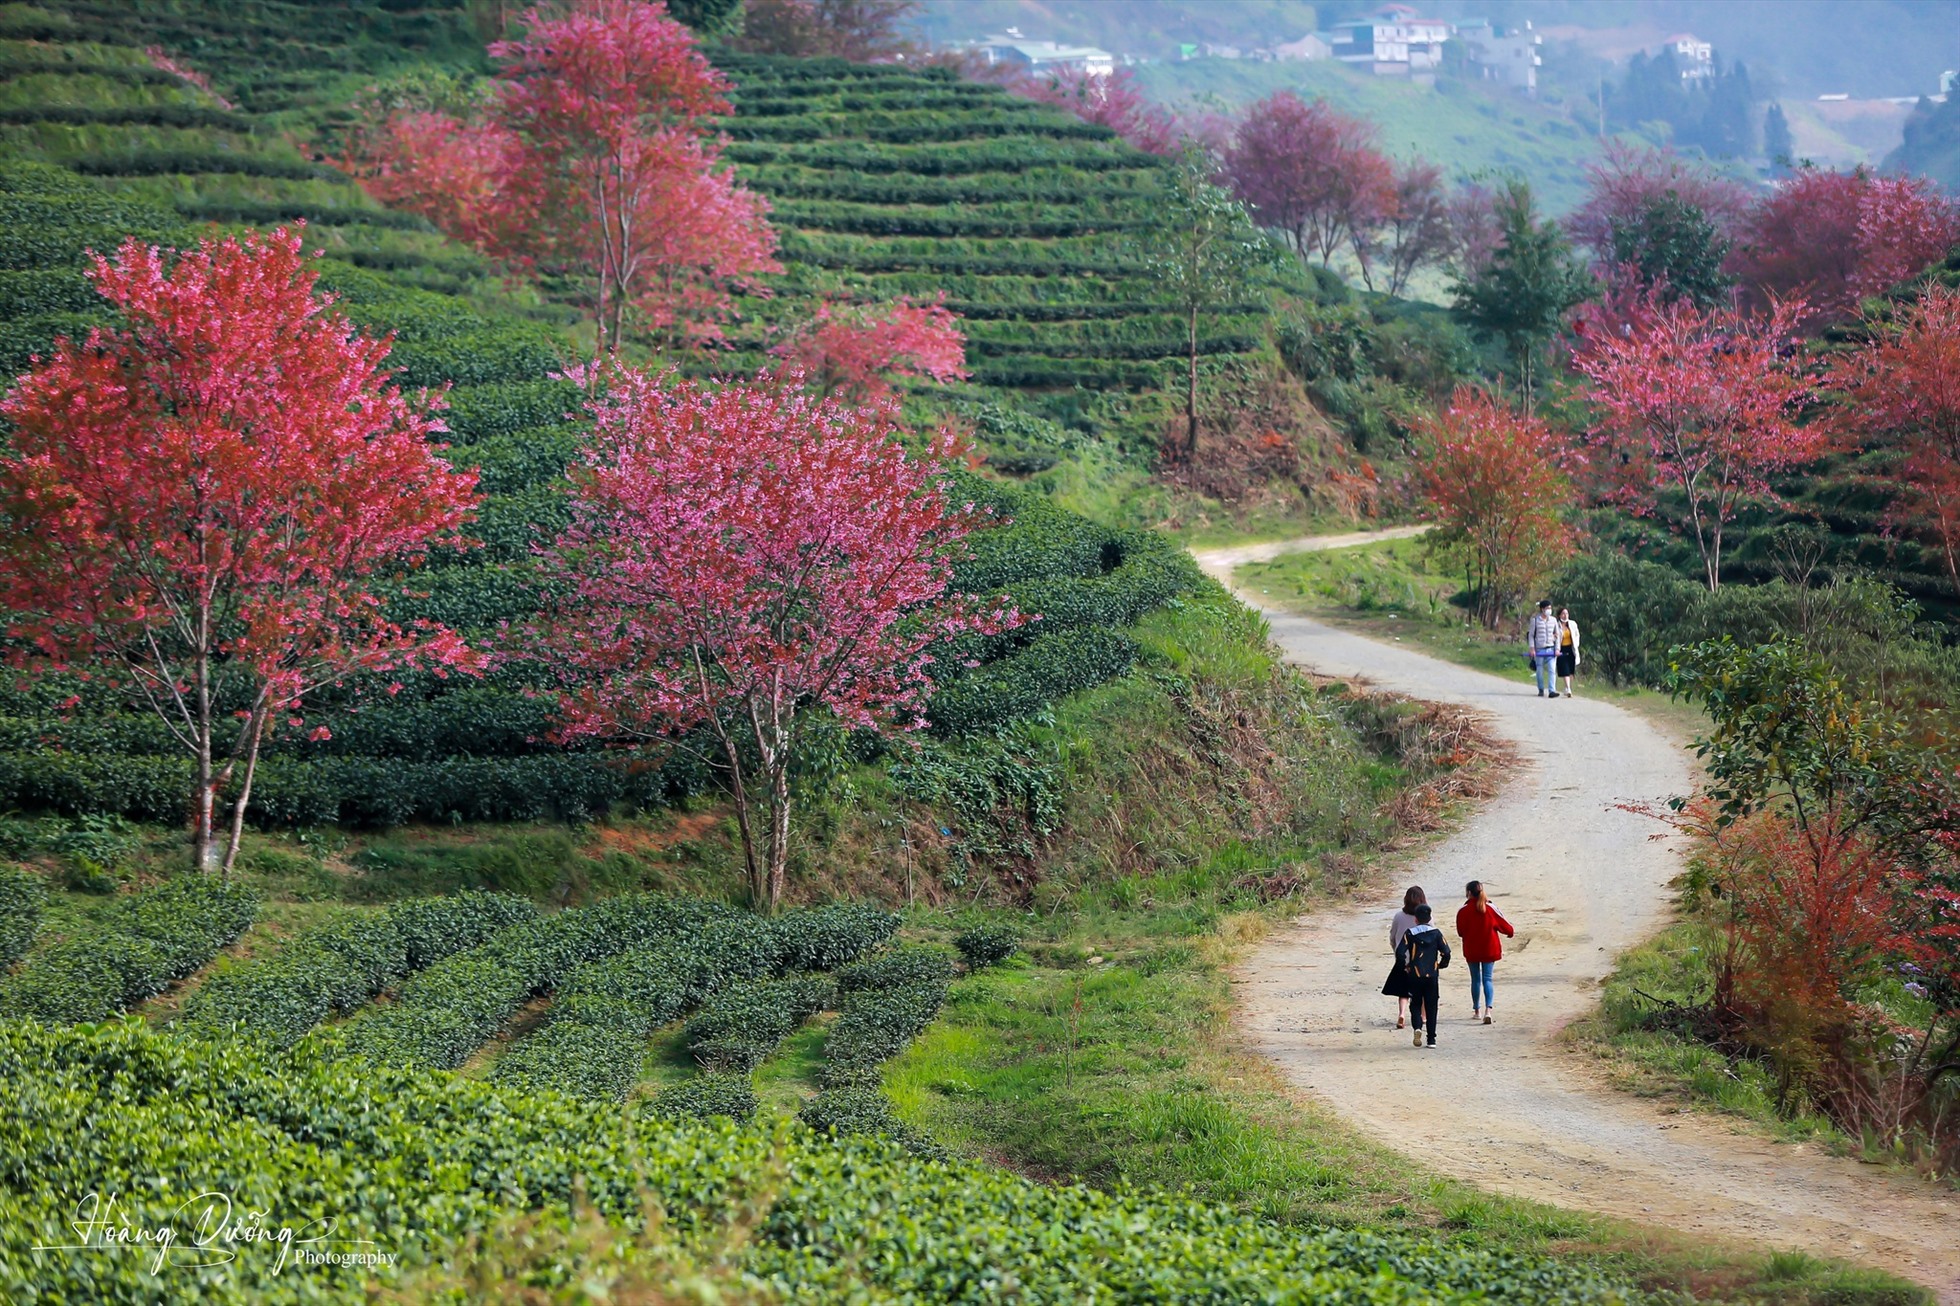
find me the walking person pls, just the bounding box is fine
[1396,903,1451,1047]
[1555,606,1581,698]
[1381,886,1427,1029]
[1455,880,1515,1025]
[1525,599,1561,697]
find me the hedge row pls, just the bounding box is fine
[645,1071,759,1122]
[0,1018,1636,1303]
[179,891,537,1048]
[729,115,1116,147]
[739,169,1162,207]
[345,895,740,1070]
[173,200,431,230]
[685,975,835,1073]
[732,88,1005,118]
[0,865,46,969]
[799,946,954,1154]
[0,876,256,1024]
[0,104,247,130]
[0,58,180,86]
[721,139,1151,176]
[68,151,339,180]
[773,203,1146,240]
[0,749,683,827]
[928,627,1141,734]
[489,903,894,1099]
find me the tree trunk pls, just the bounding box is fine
[192,649,218,872]
[220,703,272,878]
[1186,305,1200,459]
[765,758,791,915]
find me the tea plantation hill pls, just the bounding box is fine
[0,0,1225,832]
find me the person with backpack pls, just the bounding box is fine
[1455,880,1516,1025]
[1380,885,1427,1029]
[1395,902,1451,1047]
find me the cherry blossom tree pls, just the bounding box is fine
[1417,386,1577,628]
[357,0,778,353]
[1360,158,1451,298]
[1574,294,1826,590]
[0,230,480,873]
[1006,66,1181,157]
[1566,143,1751,259]
[534,370,1019,912]
[1849,174,1960,302]
[1222,92,1394,269]
[769,296,967,402]
[1831,283,1960,590]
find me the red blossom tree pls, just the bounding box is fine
[1005,66,1181,157]
[1832,284,1960,590]
[1444,178,1504,282]
[1417,386,1577,628]
[534,369,1019,912]
[1849,174,1960,301]
[1358,158,1451,298]
[357,0,778,353]
[769,296,967,401]
[0,230,480,873]
[1222,92,1394,269]
[1732,167,1960,323]
[1574,293,1827,590]
[1566,142,1751,259]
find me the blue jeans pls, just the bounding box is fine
[1469,960,1495,1010]
[1533,651,1558,694]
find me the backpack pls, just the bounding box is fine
[1400,928,1451,981]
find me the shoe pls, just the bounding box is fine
[1548,691,1560,698]
[1483,1015,1493,1025]
[1426,1039,1437,1047]
[1413,1028,1423,1047]
[1537,690,1545,697]
[1396,1017,1405,1029]
[1472,1009,1482,1022]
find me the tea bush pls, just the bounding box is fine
[180,890,535,1047]
[0,865,46,968]
[684,975,835,1072]
[645,1072,759,1123]
[0,876,256,1023]
[954,923,1019,969]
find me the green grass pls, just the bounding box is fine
[1134,60,1602,215]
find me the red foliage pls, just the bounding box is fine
[1573,294,1827,589]
[534,369,1019,910]
[1415,386,1576,628]
[1566,142,1751,258]
[1732,167,1960,323]
[1222,92,1395,269]
[1832,283,1960,589]
[1005,67,1181,157]
[770,296,967,401]
[1445,179,1504,282]
[1850,174,1960,302]
[1357,159,1451,298]
[0,229,480,871]
[356,0,778,352]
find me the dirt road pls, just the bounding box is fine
[1196,533,1960,1303]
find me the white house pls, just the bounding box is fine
[1328,4,1451,77]
[1457,18,1541,96]
[1274,32,1334,61]
[977,34,1114,77]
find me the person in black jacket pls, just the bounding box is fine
[1396,903,1453,1047]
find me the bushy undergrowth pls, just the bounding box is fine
[0,865,45,968]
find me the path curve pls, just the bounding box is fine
[1197,532,1960,1303]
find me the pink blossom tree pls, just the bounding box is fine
[1574,294,1827,589]
[0,230,481,872]
[1006,66,1181,157]
[1222,92,1394,269]
[769,296,967,401]
[356,0,778,353]
[534,370,1019,912]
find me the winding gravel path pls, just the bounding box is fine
[1196,531,1960,1303]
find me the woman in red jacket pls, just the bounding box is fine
[1455,880,1515,1025]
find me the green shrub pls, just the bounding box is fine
[1550,552,1704,688]
[644,1073,758,1123]
[0,876,256,1023]
[796,1085,944,1158]
[0,864,46,968]
[684,975,834,1072]
[181,891,535,1046]
[953,924,1018,969]
[928,627,1140,735]
[768,902,898,971]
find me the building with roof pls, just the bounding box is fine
[975,33,1114,77]
[1457,18,1541,96]
[1328,4,1451,77]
